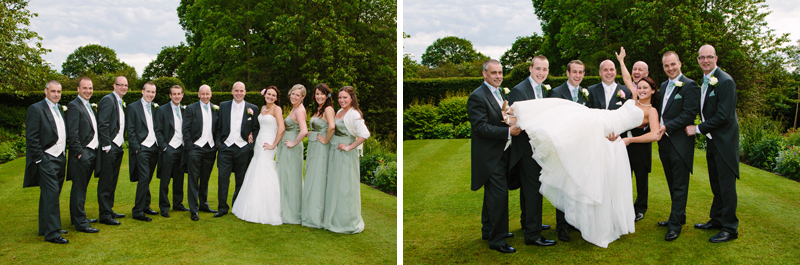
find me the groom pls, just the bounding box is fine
[468,59,521,254]
[507,55,555,247]
[656,51,700,241]
[214,81,259,217]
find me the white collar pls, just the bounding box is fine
[567,82,579,91]
[528,76,543,88]
[602,82,616,91]
[78,96,90,105]
[704,67,719,79]
[484,81,498,91]
[669,74,684,84]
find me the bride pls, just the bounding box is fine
[506,47,661,247]
[231,86,285,225]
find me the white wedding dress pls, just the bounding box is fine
[232,113,282,225]
[511,98,642,248]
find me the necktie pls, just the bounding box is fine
[666,81,675,98]
[53,105,62,119]
[146,103,152,115]
[535,85,543,99]
[571,88,578,102]
[119,99,123,109]
[493,88,503,102]
[86,102,95,118]
[701,76,709,97]
[204,104,209,113]
[175,106,182,121]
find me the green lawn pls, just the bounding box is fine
[0,153,396,264]
[403,139,800,264]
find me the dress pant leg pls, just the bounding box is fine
[232,144,250,206]
[216,144,233,213]
[158,147,173,212]
[666,147,690,232]
[199,146,216,209]
[172,147,185,209]
[97,146,122,220]
[133,146,155,216]
[633,168,649,214]
[187,146,202,213]
[708,140,739,233]
[520,157,544,241]
[484,151,510,248]
[70,148,95,229]
[39,154,66,240]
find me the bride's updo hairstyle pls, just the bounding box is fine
[262,85,280,105]
[637,76,659,103]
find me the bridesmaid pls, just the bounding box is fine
[323,86,370,234]
[276,84,308,224]
[301,84,335,228]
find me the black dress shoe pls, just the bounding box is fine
[77,226,99,233]
[635,213,644,222]
[199,208,218,213]
[214,212,227,218]
[88,219,98,223]
[482,233,513,240]
[133,215,152,222]
[657,221,668,227]
[99,219,121,225]
[46,236,69,244]
[665,230,680,241]
[489,244,516,254]
[173,205,190,211]
[161,211,170,218]
[558,229,570,242]
[709,231,738,243]
[112,212,125,218]
[60,230,68,234]
[695,222,723,230]
[525,237,556,246]
[191,212,199,221]
[542,224,551,230]
[144,208,159,215]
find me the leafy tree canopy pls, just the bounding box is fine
[142,43,190,81]
[500,34,544,72]
[421,36,486,67]
[61,44,132,78]
[1,0,53,92]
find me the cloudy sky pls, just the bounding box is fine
[403,0,800,62]
[28,0,185,75]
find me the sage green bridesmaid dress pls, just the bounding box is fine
[322,119,364,234]
[301,117,329,228]
[277,116,303,224]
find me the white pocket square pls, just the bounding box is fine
[247,117,252,121]
[674,94,683,100]
[616,101,623,105]
[709,91,716,97]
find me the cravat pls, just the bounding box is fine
[53,105,62,119]
[146,103,152,115]
[175,106,182,121]
[493,88,503,102]
[203,104,209,113]
[571,88,578,102]
[535,85,543,99]
[119,99,123,109]
[666,81,675,98]
[86,102,95,119]
[701,76,709,97]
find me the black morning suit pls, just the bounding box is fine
[154,103,188,213]
[468,82,511,249]
[697,68,739,233]
[214,100,259,214]
[126,99,159,217]
[66,97,99,230]
[508,77,548,242]
[24,99,67,241]
[656,74,700,232]
[96,93,125,221]
[183,101,219,214]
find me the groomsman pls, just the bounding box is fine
[96,76,129,225]
[685,44,739,243]
[656,51,700,241]
[507,55,556,247]
[25,80,69,244]
[468,59,521,253]
[154,85,190,217]
[126,82,160,221]
[183,85,219,221]
[587,59,632,110]
[214,82,259,217]
[66,77,100,233]
[549,60,588,106]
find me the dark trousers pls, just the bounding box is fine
[514,156,544,241]
[216,143,251,213]
[706,140,739,233]
[132,145,158,216]
[633,168,649,214]
[659,138,690,232]
[97,145,123,221]
[69,147,96,229]
[188,144,216,213]
[481,151,509,248]
[158,145,185,212]
[38,154,66,240]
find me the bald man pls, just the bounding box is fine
[587,59,632,110]
[183,85,219,221]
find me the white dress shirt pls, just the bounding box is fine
[44,99,66,157]
[195,101,215,148]
[78,96,98,149]
[112,92,125,147]
[528,77,543,99]
[224,100,248,148]
[602,82,617,109]
[169,103,183,148]
[140,99,157,148]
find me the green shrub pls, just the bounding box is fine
[431,123,455,139]
[694,116,707,150]
[372,161,397,194]
[0,127,25,164]
[0,105,27,130]
[454,121,471,138]
[0,141,16,164]
[774,146,800,180]
[743,134,786,170]
[437,96,468,124]
[403,104,439,140]
[785,128,800,146]
[359,152,396,184]
[739,113,785,169]
[151,77,186,104]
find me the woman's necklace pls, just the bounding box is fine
[637,100,652,107]
[264,104,275,113]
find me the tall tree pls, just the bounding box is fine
[500,34,544,72]
[142,43,190,81]
[1,0,52,92]
[421,36,485,67]
[61,44,131,78]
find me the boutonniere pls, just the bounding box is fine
[543,84,551,92]
[61,105,68,112]
[212,104,219,111]
[122,102,127,108]
[247,108,254,115]
[181,105,186,109]
[502,87,510,95]
[581,88,590,100]
[91,103,97,109]
[153,103,159,108]
[617,90,625,99]
[709,76,718,86]
[674,81,684,87]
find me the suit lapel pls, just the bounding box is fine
[167,105,176,130]
[524,79,536,100]
[597,85,607,109]
[481,84,502,115]
[239,102,248,130]
[42,100,58,136]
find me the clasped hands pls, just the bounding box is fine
[503,101,522,136]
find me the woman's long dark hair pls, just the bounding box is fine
[314,83,333,117]
[338,86,362,118]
